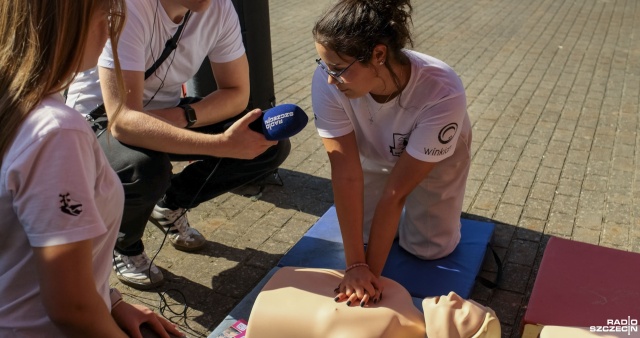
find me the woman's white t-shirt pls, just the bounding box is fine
[0,94,124,335]
[312,50,472,259]
[313,49,469,169]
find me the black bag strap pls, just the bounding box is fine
[144,10,191,80]
[87,10,191,122]
[475,244,503,289]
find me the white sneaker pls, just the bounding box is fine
[112,251,164,289]
[150,204,206,252]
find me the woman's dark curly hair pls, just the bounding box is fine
[313,0,413,61]
[313,0,413,92]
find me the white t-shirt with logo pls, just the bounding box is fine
[0,94,124,335]
[312,50,472,259]
[66,0,245,114]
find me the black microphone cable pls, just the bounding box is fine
[114,157,223,338]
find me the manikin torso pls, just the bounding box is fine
[246,267,500,338]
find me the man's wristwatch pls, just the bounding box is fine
[180,104,197,128]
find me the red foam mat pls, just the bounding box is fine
[524,236,640,328]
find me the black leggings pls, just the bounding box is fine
[99,109,291,256]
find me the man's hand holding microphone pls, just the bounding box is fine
[222,103,308,159]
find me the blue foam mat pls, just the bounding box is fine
[208,206,495,337]
[277,205,495,299]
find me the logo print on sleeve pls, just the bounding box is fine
[389,132,410,157]
[438,123,458,144]
[59,193,83,216]
[424,123,457,156]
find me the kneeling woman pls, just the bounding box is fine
[311,0,472,306]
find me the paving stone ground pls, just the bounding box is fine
[110,1,640,337]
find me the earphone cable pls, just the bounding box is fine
[145,5,191,108]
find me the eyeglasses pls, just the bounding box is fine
[315,58,360,84]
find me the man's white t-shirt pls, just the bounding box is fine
[0,94,124,335]
[66,0,246,114]
[312,50,472,259]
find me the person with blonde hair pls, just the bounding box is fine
[312,0,472,306]
[0,0,183,336]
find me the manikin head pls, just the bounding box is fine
[423,292,501,338]
[246,267,500,338]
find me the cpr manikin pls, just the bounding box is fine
[245,267,500,338]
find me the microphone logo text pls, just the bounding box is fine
[265,111,294,130]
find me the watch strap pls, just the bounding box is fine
[180,104,197,128]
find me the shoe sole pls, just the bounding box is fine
[148,217,206,252]
[170,240,206,252]
[116,274,165,290]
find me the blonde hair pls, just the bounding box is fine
[0,0,126,163]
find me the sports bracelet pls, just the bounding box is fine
[111,298,124,310]
[109,288,123,310]
[345,262,369,272]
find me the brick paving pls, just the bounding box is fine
[110,1,640,337]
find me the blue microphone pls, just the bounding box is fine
[249,103,309,141]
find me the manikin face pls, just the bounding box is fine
[422,291,486,338]
[314,42,377,99]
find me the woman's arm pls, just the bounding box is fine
[322,133,366,267]
[365,152,436,276]
[34,240,183,338]
[111,301,184,338]
[33,240,128,338]
[322,133,382,304]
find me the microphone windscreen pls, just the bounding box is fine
[248,103,309,141]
